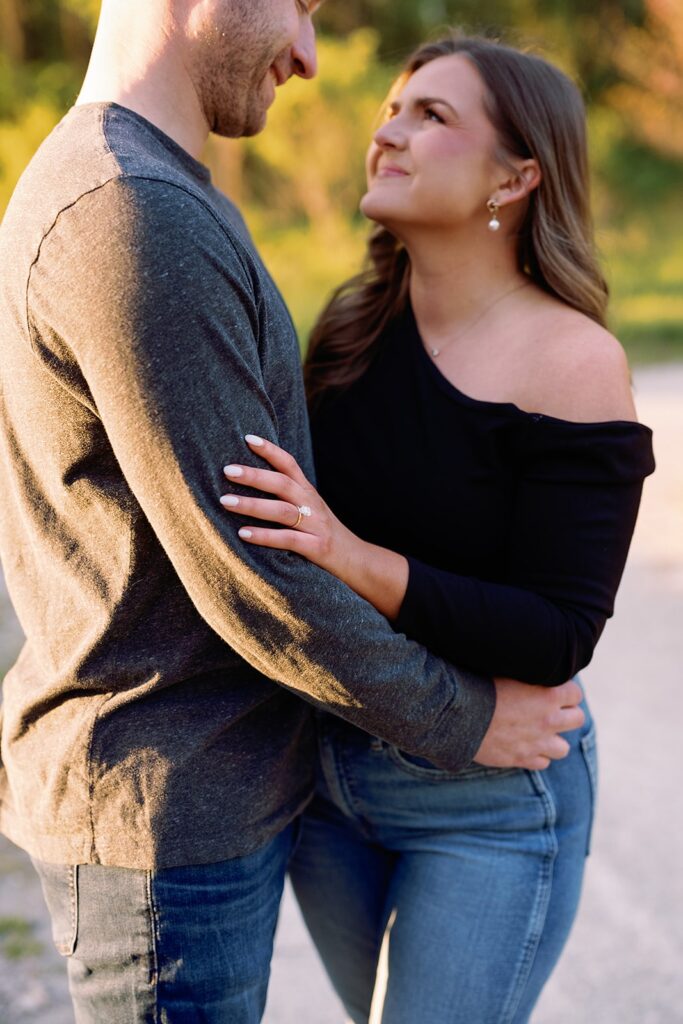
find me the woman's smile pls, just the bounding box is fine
[376,164,410,178]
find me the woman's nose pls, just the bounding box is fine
[373,119,407,150]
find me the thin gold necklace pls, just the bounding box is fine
[428,281,530,358]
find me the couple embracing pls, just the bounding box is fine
[0,1,654,1022]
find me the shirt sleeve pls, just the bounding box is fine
[395,417,655,685]
[26,176,495,769]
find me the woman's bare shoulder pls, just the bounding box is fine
[518,303,637,425]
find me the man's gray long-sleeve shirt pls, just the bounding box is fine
[0,104,494,869]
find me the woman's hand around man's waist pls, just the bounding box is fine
[220,434,585,772]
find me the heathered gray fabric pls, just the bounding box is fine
[0,104,495,869]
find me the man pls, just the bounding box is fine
[0,1,583,1020]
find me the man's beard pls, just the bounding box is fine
[195,5,283,139]
[208,62,273,138]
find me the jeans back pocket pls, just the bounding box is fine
[32,860,79,957]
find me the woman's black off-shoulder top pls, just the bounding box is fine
[310,304,656,686]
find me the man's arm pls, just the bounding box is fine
[27,177,579,770]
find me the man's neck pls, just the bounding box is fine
[77,3,210,160]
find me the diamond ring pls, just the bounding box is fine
[292,505,313,529]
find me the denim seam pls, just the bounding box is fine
[145,870,160,1024]
[499,770,559,1024]
[68,865,78,956]
[319,726,376,840]
[335,756,376,839]
[317,724,353,817]
[53,864,79,956]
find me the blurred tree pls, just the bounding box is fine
[531,0,645,96]
[316,0,646,95]
[224,30,392,338]
[317,0,538,61]
[608,0,683,160]
[0,0,680,357]
[240,30,387,225]
[0,0,26,63]
[0,0,94,64]
[61,0,100,36]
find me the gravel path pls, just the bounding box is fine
[1,363,681,1024]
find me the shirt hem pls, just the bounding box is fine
[0,786,314,870]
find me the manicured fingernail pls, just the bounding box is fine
[239,529,253,539]
[220,495,240,507]
[224,465,243,477]
[245,434,265,447]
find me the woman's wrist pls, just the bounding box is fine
[340,537,409,620]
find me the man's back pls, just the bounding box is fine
[0,103,316,868]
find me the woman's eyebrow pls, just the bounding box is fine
[390,96,460,117]
[415,96,460,116]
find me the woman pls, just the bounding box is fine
[220,36,655,1024]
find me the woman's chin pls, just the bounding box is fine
[360,191,401,230]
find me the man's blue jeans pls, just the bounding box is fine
[32,822,296,1023]
[290,704,597,1024]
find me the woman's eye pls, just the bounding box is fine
[425,108,445,124]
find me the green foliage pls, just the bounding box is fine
[317,0,557,62]
[61,0,101,34]
[0,0,681,362]
[315,0,646,98]
[600,197,683,363]
[243,30,388,225]
[229,31,390,344]
[0,99,61,211]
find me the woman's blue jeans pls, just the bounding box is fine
[32,822,296,1023]
[290,703,597,1024]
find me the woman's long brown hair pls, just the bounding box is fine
[304,35,609,413]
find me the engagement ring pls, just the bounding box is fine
[292,505,312,529]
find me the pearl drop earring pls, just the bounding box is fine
[487,200,501,233]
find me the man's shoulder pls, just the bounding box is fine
[4,104,245,263]
[13,105,262,291]
[2,104,290,347]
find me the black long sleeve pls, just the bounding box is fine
[312,304,655,687]
[395,419,654,684]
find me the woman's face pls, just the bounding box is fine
[361,54,505,236]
